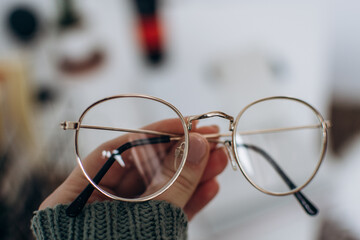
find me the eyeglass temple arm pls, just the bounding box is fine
[67,136,317,219]
[61,121,330,137]
[66,136,171,217]
[239,143,318,216]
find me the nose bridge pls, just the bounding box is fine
[188,111,234,131]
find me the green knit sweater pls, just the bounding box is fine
[31,201,188,240]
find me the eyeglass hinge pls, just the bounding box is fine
[325,120,332,128]
[60,121,79,130]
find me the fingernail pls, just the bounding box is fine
[187,134,208,165]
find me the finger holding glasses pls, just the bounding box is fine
[39,118,228,221]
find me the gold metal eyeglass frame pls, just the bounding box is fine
[61,94,330,217]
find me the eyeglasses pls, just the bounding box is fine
[61,94,329,217]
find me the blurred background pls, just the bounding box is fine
[1,0,360,239]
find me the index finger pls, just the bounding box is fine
[78,118,190,196]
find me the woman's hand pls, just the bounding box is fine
[39,119,228,221]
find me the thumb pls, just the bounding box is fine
[155,133,210,208]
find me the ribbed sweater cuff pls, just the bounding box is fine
[31,200,188,240]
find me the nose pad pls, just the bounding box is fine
[224,141,238,171]
[174,141,186,170]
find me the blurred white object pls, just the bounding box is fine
[330,0,360,104]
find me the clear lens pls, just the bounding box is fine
[76,96,188,200]
[233,97,326,194]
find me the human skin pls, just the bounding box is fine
[39,119,228,221]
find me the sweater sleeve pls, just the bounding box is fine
[31,200,188,240]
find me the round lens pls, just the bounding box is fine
[233,97,326,195]
[75,95,188,201]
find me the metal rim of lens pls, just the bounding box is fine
[232,96,328,196]
[74,94,190,202]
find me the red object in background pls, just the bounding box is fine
[134,0,164,65]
